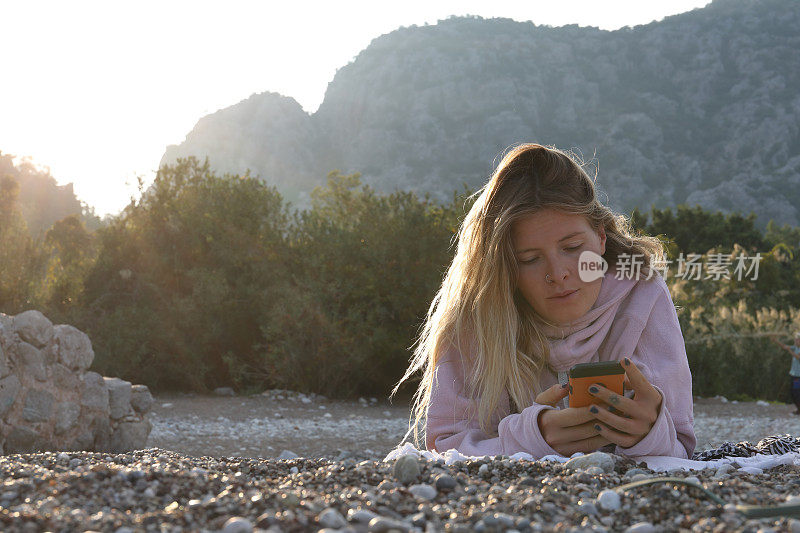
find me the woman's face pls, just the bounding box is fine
[511,209,607,326]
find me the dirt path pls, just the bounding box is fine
[145,392,800,460]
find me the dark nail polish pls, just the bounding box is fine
[561,383,568,389]
[589,406,598,413]
[594,424,602,431]
[624,357,631,366]
[588,386,599,394]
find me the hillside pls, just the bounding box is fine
[161,0,800,226]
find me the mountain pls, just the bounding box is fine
[161,0,800,227]
[0,153,100,235]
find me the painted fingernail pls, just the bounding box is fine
[588,386,599,394]
[594,424,602,431]
[624,357,631,366]
[589,406,598,413]
[561,383,569,389]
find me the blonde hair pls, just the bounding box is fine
[390,143,666,449]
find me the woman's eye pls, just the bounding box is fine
[565,244,582,251]
[520,257,538,264]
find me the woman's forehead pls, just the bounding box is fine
[512,210,591,244]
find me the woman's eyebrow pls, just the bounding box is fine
[515,231,585,254]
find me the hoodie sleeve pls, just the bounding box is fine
[425,343,561,458]
[613,277,696,459]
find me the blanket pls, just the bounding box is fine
[384,434,800,473]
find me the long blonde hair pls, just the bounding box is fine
[390,143,665,448]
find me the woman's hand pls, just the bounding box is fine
[535,383,612,456]
[586,357,663,448]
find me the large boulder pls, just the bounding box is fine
[0,311,153,455]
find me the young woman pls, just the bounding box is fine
[391,143,695,459]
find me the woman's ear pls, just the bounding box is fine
[598,225,607,255]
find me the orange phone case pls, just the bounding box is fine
[568,361,625,408]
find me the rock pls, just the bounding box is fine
[597,489,621,511]
[585,466,605,475]
[22,388,55,422]
[214,387,236,396]
[221,517,253,533]
[13,310,54,348]
[368,516,411,532]
[109,419,152,452]
[0,343,8,379]
[564,452,616,473]
[54,401,80,434]
[318,508,347,529]
[104,377,133,419]
[90,416,112,451]
[278,449,298,460]
[15,342,47,382]
[393,454,421,484]
[434,473,457,491]
[0,374,21,417]
[348,508,379,523]
[80,372,110,412]
[52,363,81,392]
[53,325,94,371]
[130,385,154,414]
[5,425,39,453]
[623,468,650,478]
[408,483,437,500]
[624,522,656,533]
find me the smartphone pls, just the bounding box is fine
[568,361,625,408]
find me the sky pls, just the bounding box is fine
[1,0,711,217]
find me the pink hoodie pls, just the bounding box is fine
[426,270,696,459]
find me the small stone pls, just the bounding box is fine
[434,473,457,490]
[278,450,298,460]
[222,517,253,533]
[318,508,346,529]
[624,522,656,533]
[368,516,410,532]
[214,387,235,396]
[585,466,604,475]
[348,508,378,523]
[597,489,621,511]
[578,502,599,516]
[630,473,651,482]
[408,483,437,500]
[393,454,420,484]
[623,468,649,478]
[478,463,490,476]
[565,452,616,473]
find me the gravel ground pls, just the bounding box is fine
[146,392,800,460]
[2,393,800,532]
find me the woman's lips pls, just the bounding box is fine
[548,289,578,300]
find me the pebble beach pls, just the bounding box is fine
[3,394,800,532]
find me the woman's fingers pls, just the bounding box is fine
[553,434,612,457]
[593,421,640,448]
[620,358,662,407]
[535,383,569,408]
